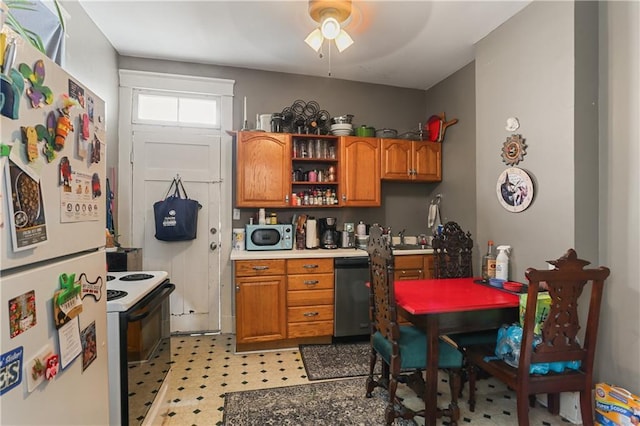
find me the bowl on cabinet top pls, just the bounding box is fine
[376,128,398,138]
[331,114,354,124]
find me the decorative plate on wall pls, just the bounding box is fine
[496,167,534,212]
[501,134,527,165]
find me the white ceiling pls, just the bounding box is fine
[78,0,531,90]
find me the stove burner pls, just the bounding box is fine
[120,273,155,281]
[106,275,115,281]
[107,289,128,301]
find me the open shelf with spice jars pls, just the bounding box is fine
[291,134,340,207]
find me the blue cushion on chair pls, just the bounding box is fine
[373,326,463,370]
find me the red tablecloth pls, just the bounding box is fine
[395,277,520,315]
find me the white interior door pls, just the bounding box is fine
[132,128,221,333]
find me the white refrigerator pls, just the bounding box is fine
[1,26,109,425]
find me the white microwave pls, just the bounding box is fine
[245,224,293,251]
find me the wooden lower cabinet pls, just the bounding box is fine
[286,258,334,338]
[235,259,287,345]
[394,255,426,281]
[394,254,433,324]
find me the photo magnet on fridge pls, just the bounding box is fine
[0,346,24,396]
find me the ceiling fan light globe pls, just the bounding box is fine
[305,28,324,52]
[320,16,340,40]
[335,29,353,52]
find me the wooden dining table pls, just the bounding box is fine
[395,277,520,426]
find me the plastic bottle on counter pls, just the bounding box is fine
[356,221,366,237]
[495,245,511,280]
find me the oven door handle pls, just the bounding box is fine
[126,283,175,323]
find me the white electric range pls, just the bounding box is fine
[106,271,175,425]
[106,271,169,312]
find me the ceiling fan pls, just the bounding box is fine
[304,0,354,53]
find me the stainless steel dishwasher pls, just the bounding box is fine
[334,256,370,337]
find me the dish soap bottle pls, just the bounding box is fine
[481,240,496,281]
[495,245,511,280]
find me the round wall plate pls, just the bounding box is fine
[501,134,527,165]
[496,167,534,212]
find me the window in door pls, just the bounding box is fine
[133,90,220,128]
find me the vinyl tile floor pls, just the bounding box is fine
[151,334,578,426]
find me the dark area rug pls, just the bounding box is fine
[299,341,380,381]
[223,377,394,425]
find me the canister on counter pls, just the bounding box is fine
[232,228,245,250]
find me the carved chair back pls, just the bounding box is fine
[520,249,610,379]
[366,225,400,344]
[432,221,473,278]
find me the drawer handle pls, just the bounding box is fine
[304,280,319,286]
[252,266,269,271]
[303,264,319,269]
[303,312,319,317]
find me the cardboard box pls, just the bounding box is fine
[595,383,640,425]
[519,293,551,334]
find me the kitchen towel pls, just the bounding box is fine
[427,202,441,232]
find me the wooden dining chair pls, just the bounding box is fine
[365,224,464,425]
[466,249,610,425]
[432,221,473,279]
[432,221,497,409]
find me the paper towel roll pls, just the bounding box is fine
[306,219,317,249]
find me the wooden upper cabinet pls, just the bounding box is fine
[236,132,291,207]
[381,139,441,182]
[340,136,381,206]
[413,141,441,182]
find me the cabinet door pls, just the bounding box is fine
[381,138,413,180]
[423,254,435,279]
[236,131,291,207]
[340,136,381,206]
[394,269,424,281]
[413,142,442,182]
[235,275,287,344]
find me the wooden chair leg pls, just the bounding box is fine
[580,388,594,426]
[547,392,560,415]
[467,364,477,412]
[517,390,531,426]
[529,394,536,407]
[447,369,461,426]
[366,350,377,397]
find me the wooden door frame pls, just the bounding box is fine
[117,70,235,333]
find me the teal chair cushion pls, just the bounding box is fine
[373,325,463,370]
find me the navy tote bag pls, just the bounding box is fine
[154,177,202,241]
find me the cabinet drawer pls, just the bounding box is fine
[235,259,286,277]
[287,305,334,323]
[288,321,334,338]
[287,273,334,291]
[394,255,423,269]
[287,258,333,274]
[287,289,334,306]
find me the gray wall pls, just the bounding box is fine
[596,0,639,391]
[475,1,577,280]
[118,56,442,236]
[424,62,478,270]
[471,0,639,391]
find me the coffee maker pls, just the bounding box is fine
[318,217,338,249]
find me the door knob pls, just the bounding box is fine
[210,227,217,234]
[210,242,218,251]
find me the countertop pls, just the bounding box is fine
[230,247,433,260]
